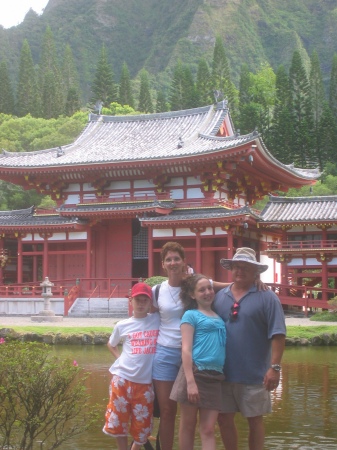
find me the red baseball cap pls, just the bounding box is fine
[131,282,152,299]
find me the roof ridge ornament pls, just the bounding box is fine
[213,90,224,103]
[177,137,184,149]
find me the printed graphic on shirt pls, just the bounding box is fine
[129,329,159,354]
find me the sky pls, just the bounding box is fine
[0,0,49,28]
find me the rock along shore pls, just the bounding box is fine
[0,315,337,346]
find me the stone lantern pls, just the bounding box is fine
[31,277,63,322]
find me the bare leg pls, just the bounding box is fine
[153,379,177,450]
[199,408,218,450]
[130,442,142,450]
[218,412,238,450]
[247,415,265,450]
[116,436,128,450]
[178,404,198,450]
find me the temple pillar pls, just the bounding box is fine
[86,226,92,279]
[0,239,4,283]
[190,227,206,274]
[148,227,154,277]
[40,233,52,279]
[17,236,23,284]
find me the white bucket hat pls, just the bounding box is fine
[220,247,268,273]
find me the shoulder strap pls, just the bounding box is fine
[154,284,161,302]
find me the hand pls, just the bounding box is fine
[187,380,200,403]
[255,279,269,291]
[263,368,280,391]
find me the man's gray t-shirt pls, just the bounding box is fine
[214,284,286,385]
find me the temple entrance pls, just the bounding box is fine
[132,222,148,279]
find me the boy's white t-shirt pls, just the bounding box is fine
[108,312,160,384]
[153,280,184,348]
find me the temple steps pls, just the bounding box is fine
[68,297,129,318]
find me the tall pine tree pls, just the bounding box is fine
[91,44,117,107]
[329,53,337,121]
[317,102,337,168]
[270,65,294,163]
[39,26,64,119]
[16,39,41,117]
[169,60,185,111]
[196,58,212,106]
[289,50,314,167]
[310,50,326,164]
[138,69,153,113]
[118,62,134,108]
[62,44,81,115]
[169,61,197,111]
[211,35,238,119]
[238,63,254,134]
[156,90,167,113]
[0,61,15,115]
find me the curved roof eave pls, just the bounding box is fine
[259,194,337,223]
[253,136,321,181]
[138,205,261,227]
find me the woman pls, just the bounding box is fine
[152,242,228,450]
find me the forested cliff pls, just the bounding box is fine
[1,0,336,92]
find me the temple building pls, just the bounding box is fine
[0,100,335,309]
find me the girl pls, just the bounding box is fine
[170,274,226,450]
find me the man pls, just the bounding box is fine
[214,247,286,450]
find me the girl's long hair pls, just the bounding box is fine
[180,274,213,311]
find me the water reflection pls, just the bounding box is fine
[51,346,337,449]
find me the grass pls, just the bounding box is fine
[286,325,337,339]
[0,326,112,335]
[309,311,337,322]
[1,323,337,340]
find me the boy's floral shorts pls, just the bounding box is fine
[103,375,155,445]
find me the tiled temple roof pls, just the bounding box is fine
[260,195,337,223]
[0,206,86,229]
[139,205,260,225]
[0,102,319,181]
[58,200,175,216]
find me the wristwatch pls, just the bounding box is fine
[271,364,281,372]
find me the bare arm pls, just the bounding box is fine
[107,341,121,360]
[213,280,268,293]
[263,334,286,391]
[150,304,159,313]
[212,281,230,293]
[181,323,199,403]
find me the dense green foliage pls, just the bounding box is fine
[0,341,99,449]
[0,112,88,210]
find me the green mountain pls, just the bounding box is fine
[1,0,337,99]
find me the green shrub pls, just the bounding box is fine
[144,276,168,287]
[0,341,100,449]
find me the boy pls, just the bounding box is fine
[103,282,160,450]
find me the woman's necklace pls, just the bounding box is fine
[167,284,180,304]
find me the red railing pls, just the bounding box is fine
[2,278,336,318]
[0,283,67,298]
[64,284,80,316]
[267,240,337,250]
[268,283,336,316]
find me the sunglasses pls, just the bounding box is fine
[229,302,240,321]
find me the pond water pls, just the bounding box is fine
[50,346,337,450]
